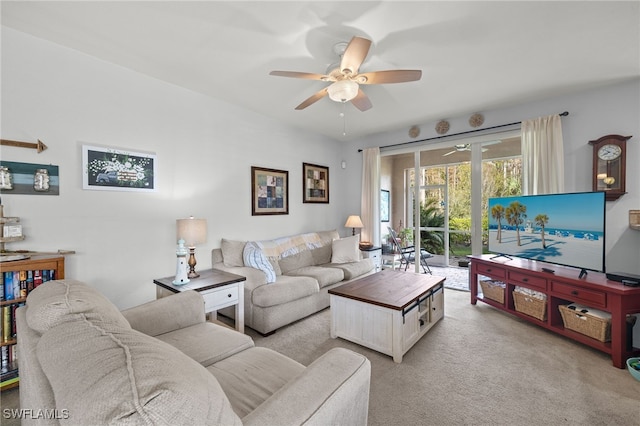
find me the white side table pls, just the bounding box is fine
[360,246,382,272]
[153,268,246,333]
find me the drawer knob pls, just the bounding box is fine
[227,293,232,298]
[523,278,529,282]
[487,268,492,272]
[571,290,578,296]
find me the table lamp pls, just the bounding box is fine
[345,215,364,236]
[177,216,207,278]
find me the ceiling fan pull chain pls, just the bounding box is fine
[341,102,347,136]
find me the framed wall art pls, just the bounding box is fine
[302,162,329,203]
[381,189,390,222]
[251,166,289,215]
[83,144,156,192]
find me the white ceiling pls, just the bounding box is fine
[2,1,639,141]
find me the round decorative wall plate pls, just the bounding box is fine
[435,120,450,135]
[408,125,420,138]
[469,113,484,128]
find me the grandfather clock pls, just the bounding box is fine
[588,134,631,201]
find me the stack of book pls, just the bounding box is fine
[2,269,56,300]
[1,267,56,390]
[1,358,18,389]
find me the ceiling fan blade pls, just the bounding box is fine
[351,89,372,112]
[270,71,329,81]
[294,88,328,110]
[357,70,422,84]
[340,36,371,76]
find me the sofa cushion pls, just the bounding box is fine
[37,314,242,425]
[251,275,319,307]
[310,244,332,265]
[285,266,344,288]
[207,347,305,419]
[122,290,206,337]
[316,229,340,244]
[331,235,361,264]
[278,250,314,274]
[244,242,277,283]
[222,238,246,267]
[326,258,375,280]
[156,322,254,367]
[25,279,130,334]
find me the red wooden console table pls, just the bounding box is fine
[469,254,640,368]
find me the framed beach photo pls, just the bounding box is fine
[83,144,156,192]
[251,166,289,215]
[302,162,329,203]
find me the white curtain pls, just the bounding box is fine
[521,114,565,195]
[361,147,380,245]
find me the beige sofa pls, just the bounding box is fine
[212,230,376,335]
[16,280,371,425]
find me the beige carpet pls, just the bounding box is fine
[3,289,638,425]
[247,289,639,426]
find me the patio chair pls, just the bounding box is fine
[387,227,433,274]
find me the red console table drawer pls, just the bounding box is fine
[508,271,547,290]
[476,263,506,279]
[551,281,606,308]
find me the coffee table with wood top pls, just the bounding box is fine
[329,269,445,363]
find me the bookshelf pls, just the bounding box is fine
[1,255,65,391]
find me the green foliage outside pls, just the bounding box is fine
[409,158,522,255]
[419,198,445,254]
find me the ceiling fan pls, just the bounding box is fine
[269,36,422,111]
[443,140,501,156]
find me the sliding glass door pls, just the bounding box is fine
[381,130,522,268]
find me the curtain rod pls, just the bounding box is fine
[358,111,569,152]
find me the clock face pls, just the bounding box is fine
[597,144,622,161]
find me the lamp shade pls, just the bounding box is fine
[344,215,364,229]
[327,80,359,102]
[176,217,207,247]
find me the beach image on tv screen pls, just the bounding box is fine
[488,192,605,272]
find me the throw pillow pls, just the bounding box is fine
[331,235,361,264]
[221,239,246,267]
[243,242,276,283]
[317,229,340,245]
[310,244,332,265]
[279,250,314,274]
[268,258,282,276]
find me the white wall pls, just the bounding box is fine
[3,26,639,312]
[1,28,351,309]
[344,78,640,275]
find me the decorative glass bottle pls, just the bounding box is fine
[0,166,12,190]
[33,168,50,192]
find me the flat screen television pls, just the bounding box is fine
[487,191,606,274]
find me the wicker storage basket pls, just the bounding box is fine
[559,304,611,342]
[479,280,505,304]
[513,289,547,321]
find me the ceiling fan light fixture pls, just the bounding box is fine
[327,80,359,102]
